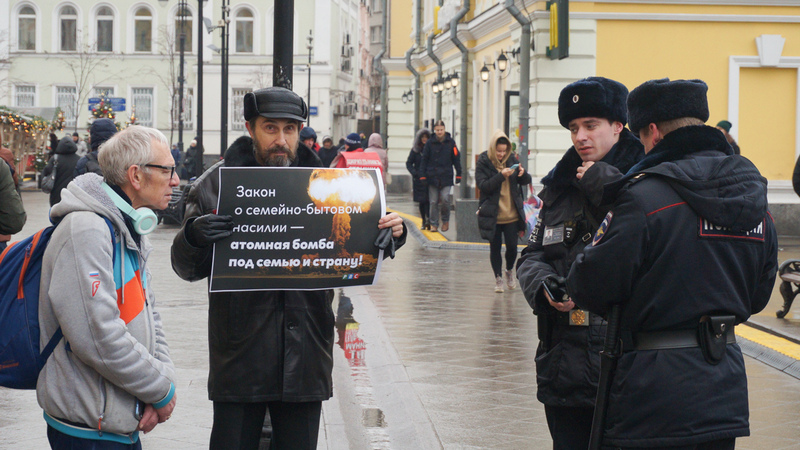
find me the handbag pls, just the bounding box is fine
[522,184,542,239]
[41,155,57,194]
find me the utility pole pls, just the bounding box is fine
[177,0,186,154]
[220,0,229,156]
[196,0,204,177]
[306,30,313,126]
[273,1,293,88]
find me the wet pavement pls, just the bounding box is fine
[2,189,800,449]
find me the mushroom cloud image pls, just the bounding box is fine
[308,169,377,255]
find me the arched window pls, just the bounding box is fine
[134,7,152,52]
[174,5,193,52]
[60,6,77,51]
[18,6,36,51]
[235,9,254,53]
[96,6,114,52]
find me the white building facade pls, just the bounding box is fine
[0,0,363,157]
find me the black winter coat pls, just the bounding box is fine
[419,132,461,187]
[567,126,778,447]
[406,150,428,203]
[516,128,643,408]
[475,152,531,240]
[171,140,335,403]
[43,136,80,206]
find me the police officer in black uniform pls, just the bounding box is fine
[566,78,778,449]
[516,77,643,449]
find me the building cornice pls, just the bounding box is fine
[573,0,799,6]
[573,12,800,23]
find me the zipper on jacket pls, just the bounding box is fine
[98,379,107,436]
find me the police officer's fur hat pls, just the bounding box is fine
[243,87,308,123]
[627,78,709,134]
[558,77,629,129]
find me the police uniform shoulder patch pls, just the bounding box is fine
[592,211,613,246]
[697,217,765,242]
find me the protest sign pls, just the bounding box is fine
[210,167,385,292]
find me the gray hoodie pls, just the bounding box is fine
[37,174,176,442]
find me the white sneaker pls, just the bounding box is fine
[505,270,516,290]
[495,276,504,293]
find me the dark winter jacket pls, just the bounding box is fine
[476,130,532,241]
[43,136,80,206]
[406,128,431,203]
[567,125,778,447]
[318,146,338,168]
[0,159,25,235]
[419,132,461,187]
[516,127,643,408]
[171,137,406,403]
[76,118,117,177]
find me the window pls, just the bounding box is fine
[96,6,114,52]
[93,86,114,98]
[15,85,36,107]
[235,9,254,53]
[174,6,192,52]
[18,6,36,51]
[56,86,78,128]
[231,88,251,131]
[371,0,382,13]
[134,8,152,52]
[173,88,193,129]
[131,88,154,127]
[60,6,77,51]
[370,26,381,44]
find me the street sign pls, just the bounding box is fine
[88,97,126,112]
[309,106,318,116]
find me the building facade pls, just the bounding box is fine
[0,0,365,158]
[385,0,800,207]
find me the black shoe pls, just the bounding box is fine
[422,219,430,230]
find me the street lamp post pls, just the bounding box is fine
[196,0,204,177]
[177,0,186,155]
[220,0,229,156]
[306,30,313,126]
[273,1,293,88]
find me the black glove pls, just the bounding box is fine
[455,176,462,184]
[186,214,234,247]
[542,275,569,303]
[374,227,396,259]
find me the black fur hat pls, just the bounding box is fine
[558,77,629,129]
[627,78,709,134]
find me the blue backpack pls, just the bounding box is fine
[0,217,115,389]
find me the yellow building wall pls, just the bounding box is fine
[596,20,800,179]
[389,0,414,58]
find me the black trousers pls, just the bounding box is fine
[605,438,736,450]
[210,401,322,450]
[490,223,519,277]
[544,404,593,450]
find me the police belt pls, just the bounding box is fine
[623,328,736,352]
[555,309,604,327]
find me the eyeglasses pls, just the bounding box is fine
[143,164,176,178]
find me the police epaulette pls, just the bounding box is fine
[626,173,647,186]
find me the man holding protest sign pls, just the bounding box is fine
[170,86,406,450]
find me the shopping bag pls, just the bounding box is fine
[523,184,542,239]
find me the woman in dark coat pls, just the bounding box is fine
[476,130,532,293]
[42,136,79,206]
[406,128,431,229]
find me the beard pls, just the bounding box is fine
[253,137,296,167]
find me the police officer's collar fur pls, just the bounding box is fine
[626,125,731,175]
[223,135,321,167]
[542,127,641,188]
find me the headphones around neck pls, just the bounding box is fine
[101,182,158,235]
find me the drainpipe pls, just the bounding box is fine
[427,33,442,120]
[405,48,420,134]
[374,0,389,143]
[504,0,532,174]
[449,0,469,198]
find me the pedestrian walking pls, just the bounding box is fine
[0,152,25,250]
[406,128,431,229]
[516,77,643,449]
[170,87,408,450]
[42,136,80,206]
[476,130,532,293]
[72,131,88,158]
[318,136,338,168]
[418,120,462,232]
[300,126,320,153]
[329,132,364,167]
[38,125,178,448]
[75,118,117,177]
[715,119,741,155]
[566,78,778,449]
[365,133,388,185]
[184,138,201,178]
